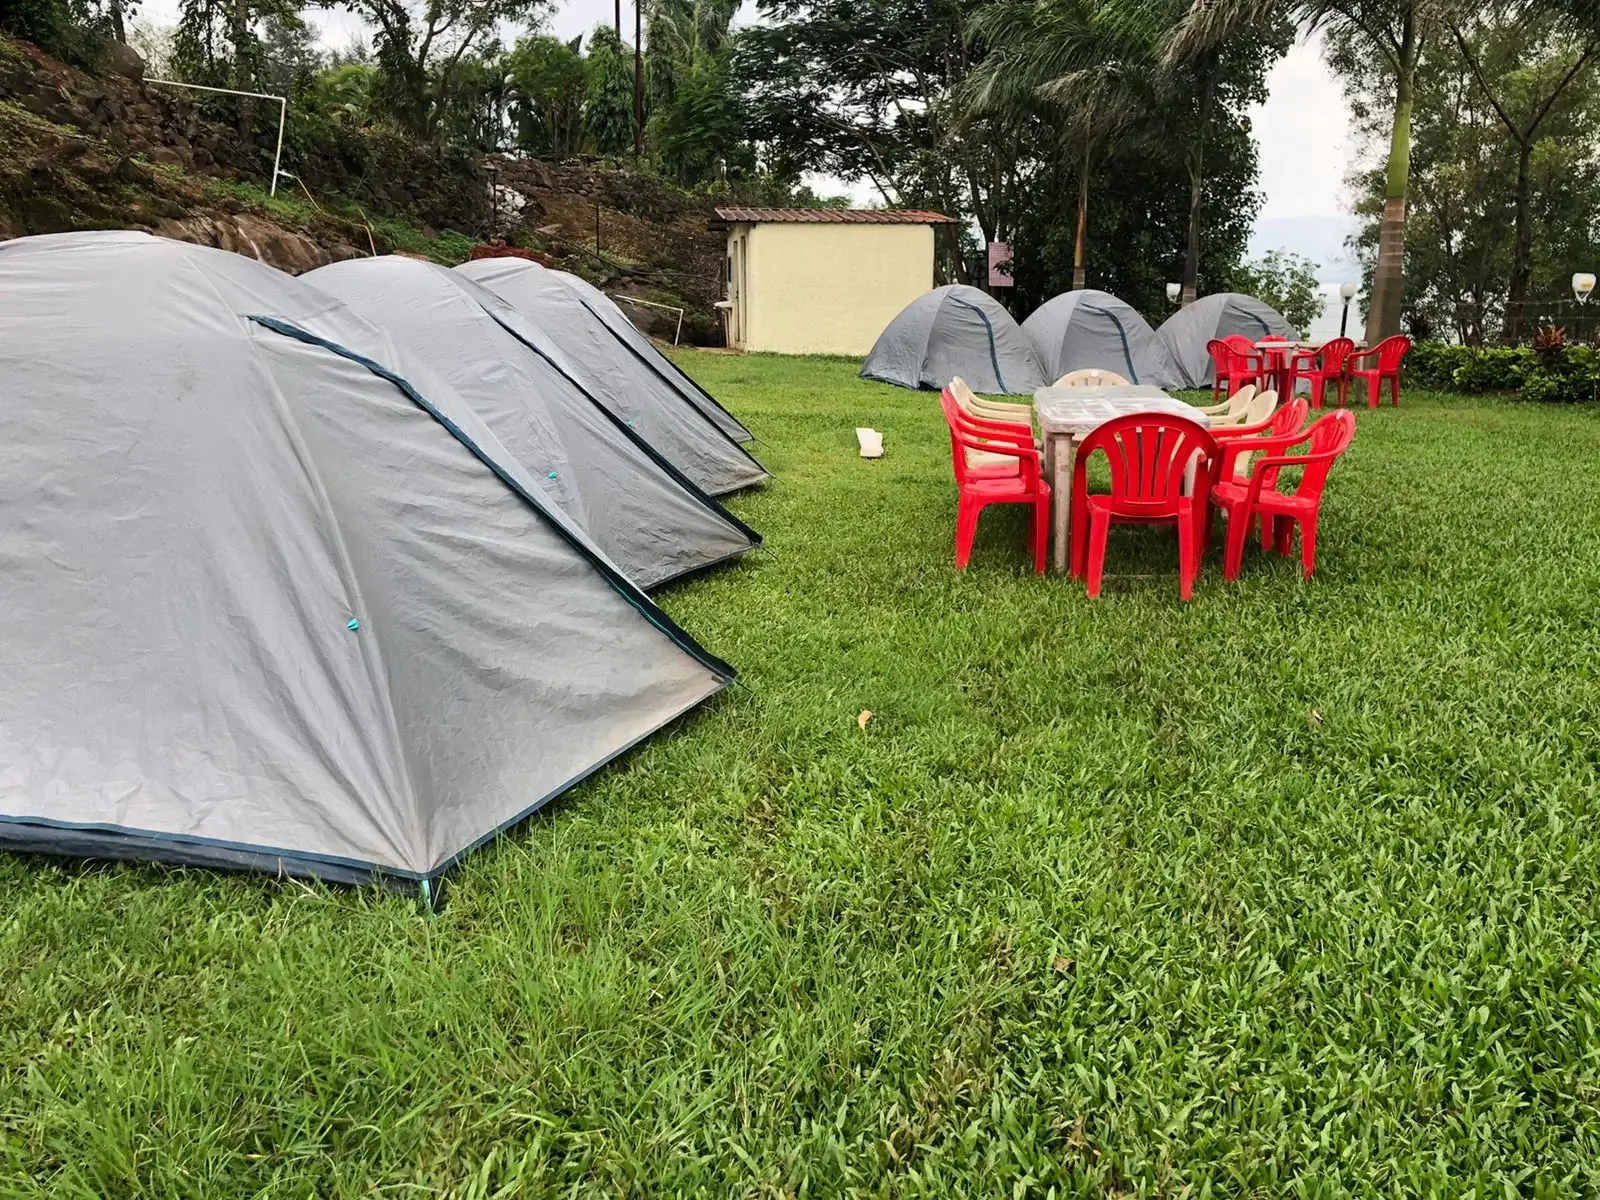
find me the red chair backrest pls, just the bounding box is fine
[1223,334,1257,354]
[1270,397,1310,436]
[1372,335,1411,372]
[1206,339,1232,376]
[1074,414,1217,519]
[1281,409,1355,501]
[1315,337,1355,372]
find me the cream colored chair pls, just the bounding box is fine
[1196,383,1256,418]
[1210,388,1277,428]
[951,376,1035,428]
[948,376,1037,472]
[1054,368,1131,388]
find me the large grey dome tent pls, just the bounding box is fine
[307,256,758,588]
[860,285,1047,395]
[1155,292,1297,388]
[1022,289,1184,389]
[0,231,733,886]
[457,257,754,444]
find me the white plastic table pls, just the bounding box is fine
[1033,385,1211,575]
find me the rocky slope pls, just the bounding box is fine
[0,33,729,340]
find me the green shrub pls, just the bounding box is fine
[1404,342,1536,394]
[1406,342,1471,391]
[1521,345,1600,404]
[1452,347,1535,393]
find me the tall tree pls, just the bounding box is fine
[323,0,550,139]
[508,33,586,157]
[1173,0,1440,343]
[737,0,1012,282]
[1445,3,1597,341]
[584,23,636,154]
[967,0,1162,289]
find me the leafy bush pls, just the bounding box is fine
[1404,342,1535,393]
[1522,345,1600,404]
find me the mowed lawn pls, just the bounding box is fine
[6,354,1600,1197]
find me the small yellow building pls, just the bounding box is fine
[712,208,954,356]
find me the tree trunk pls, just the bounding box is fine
[633,0,644,156]
[1182,60,1215,305]
[1364,17,1417,345]
[1502,141,1536,344]
[615,0,621,38]
[1073,138,1091,291]
[110,0,126,44]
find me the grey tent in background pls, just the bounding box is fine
[1154,292,1297,388]
[307,257,759,588]
[860,284,1047,395]
[457,258,754,445]
[1022,289,1185,389]
[0,231,733,886]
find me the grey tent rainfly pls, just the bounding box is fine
[1022,289,1185,390]
[448,261,768,496]
[0,231,735,888]
[859,285,1047,395]
[457,258,754,445]
[1154,292,1297,389]
[306,257,759,588]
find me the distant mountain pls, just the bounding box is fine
[1249,215,1362,283]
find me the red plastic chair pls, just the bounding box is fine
[1348,335,1410,408]
[1207,338,1265,403]
[939,389,1050,573]
[1287,337,1354,408]
[1070,414,1218,601]
[1207,409,1355,581]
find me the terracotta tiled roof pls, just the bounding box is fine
[711,207,955,224]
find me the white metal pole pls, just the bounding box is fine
[144,79,289,195]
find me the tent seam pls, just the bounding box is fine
[248,316,738,684]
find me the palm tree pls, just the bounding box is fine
[1172,0,1438,342]
[967,0,1166,290]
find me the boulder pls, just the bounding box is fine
[152,213,338,275]
[106,43,146,82]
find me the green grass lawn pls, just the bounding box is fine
[6,356,1600,1196]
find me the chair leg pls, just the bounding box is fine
[1223,506,1251,581]
[1274,515,1294,556]
[1299,514,1319,578]
[1390,375,1400,407]
[955,495,981,570]
[1177,506,1199,602]
[1071,486,1090,580]
[1366,376,1379,409]
[1310,377,1323,409]
[1337,376,1349,407]
[1085,509,1111,598]
[1031,496,1049,575]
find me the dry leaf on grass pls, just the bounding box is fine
[857,710,873,730]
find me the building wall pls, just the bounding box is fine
[734,223,934,356]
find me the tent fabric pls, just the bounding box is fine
[859,285,1047,395]
[1154,292,1297,388]
[456,258,754,444]
[305,257,758,589]
[0,231,733,885]
[1022,289,1185,390]
[451,263,767,498]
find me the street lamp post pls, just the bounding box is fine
[1573,274,1595,343]
[1339,281,1357,340]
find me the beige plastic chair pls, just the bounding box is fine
[951,376,1035,427]
[1211,388,1277,428]
[1196,383,1256,418]
[948,376,1037,472]
[1054,368,1131,388]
